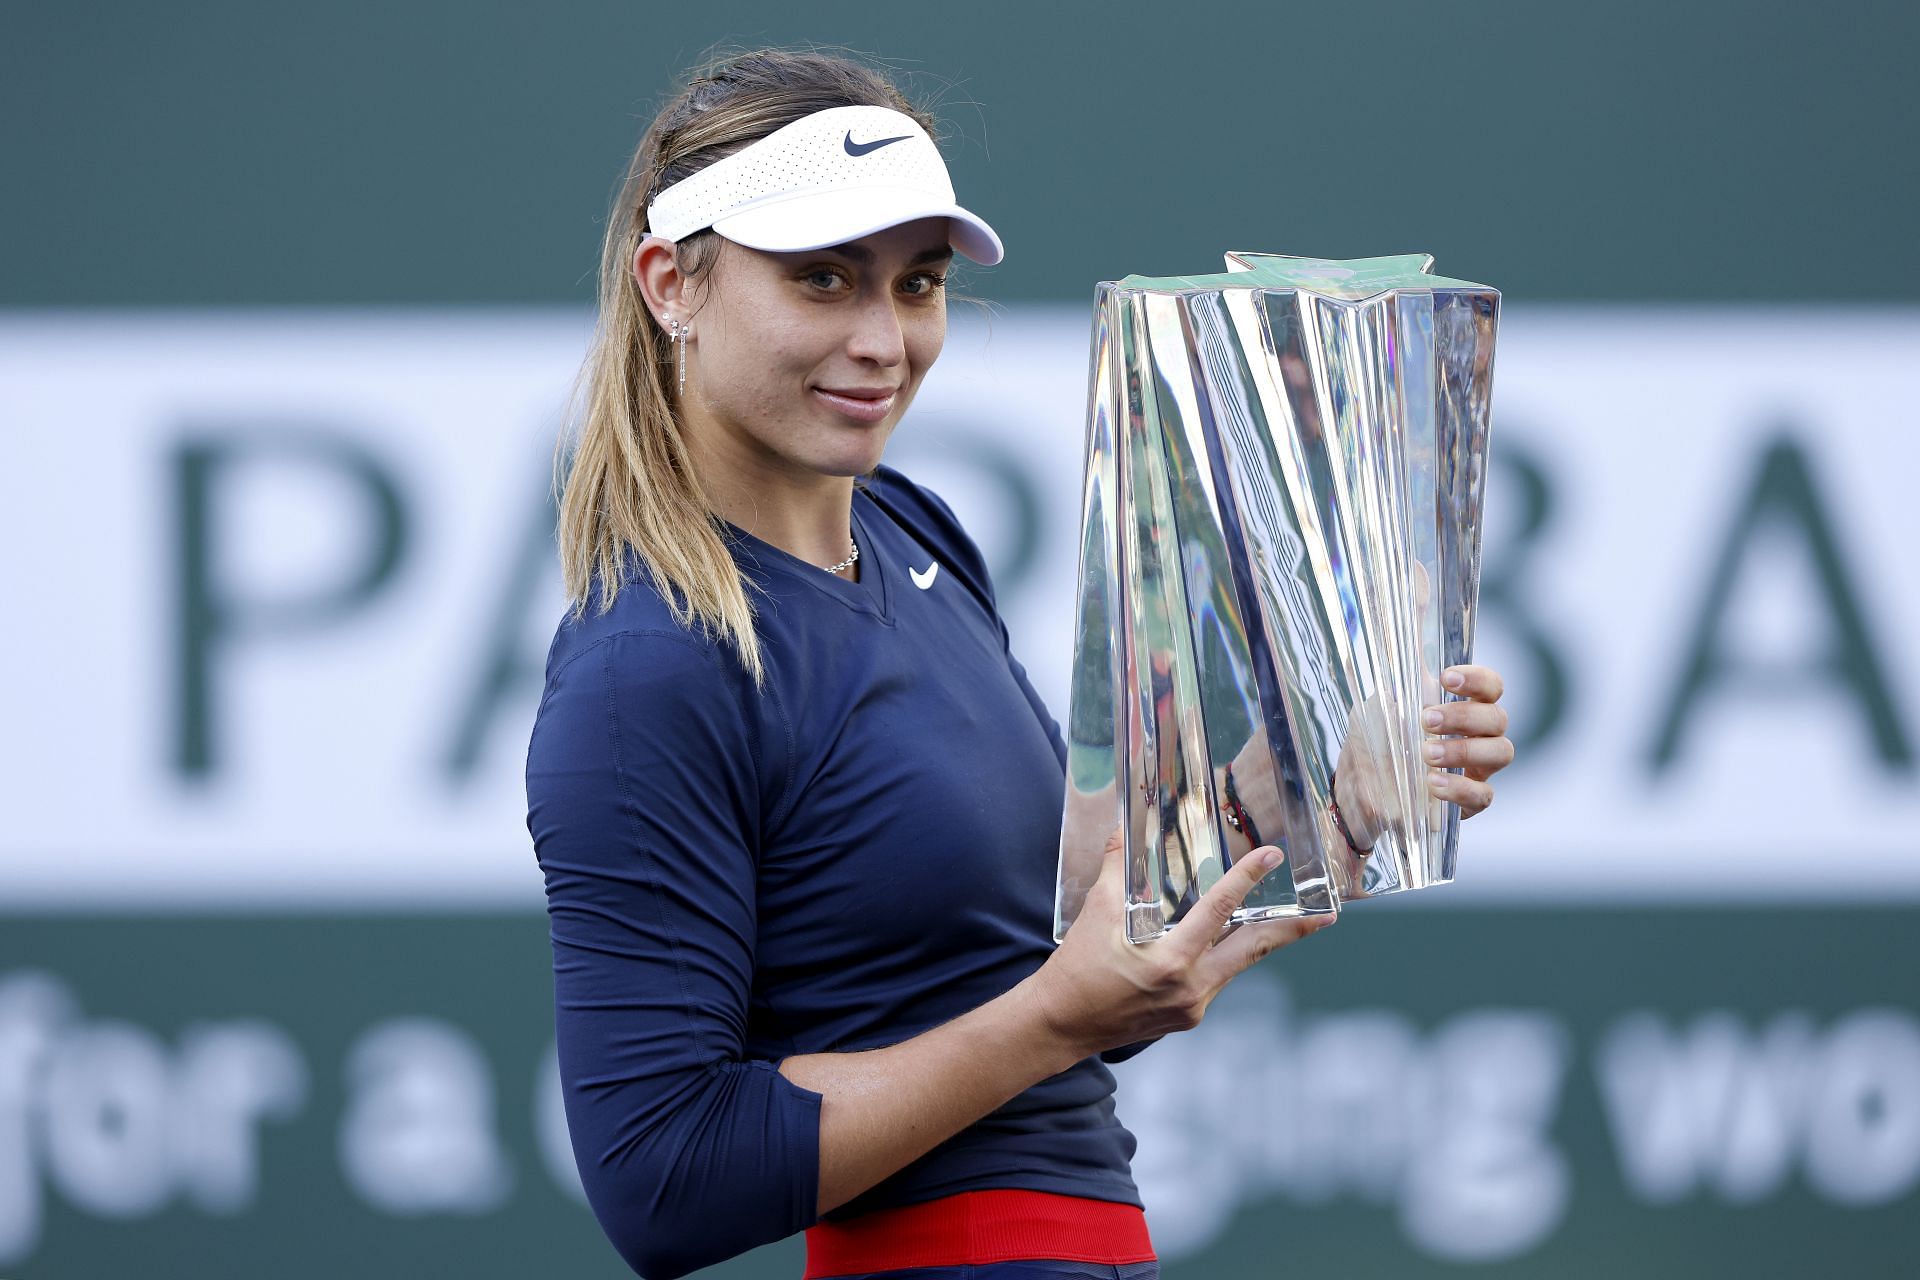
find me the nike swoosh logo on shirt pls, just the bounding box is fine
[909,561,940,590]
[844,131,911,156]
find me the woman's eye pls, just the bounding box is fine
[903,272,948,296]
[805,268,849,291]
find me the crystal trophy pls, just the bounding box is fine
[1053,253,1499,943]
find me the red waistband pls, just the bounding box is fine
[802,1188,1155,1277]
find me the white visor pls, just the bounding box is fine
[645,104,1004,266]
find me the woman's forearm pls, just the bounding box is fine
[776,972,1089,1216]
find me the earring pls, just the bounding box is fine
[659,314,686,395]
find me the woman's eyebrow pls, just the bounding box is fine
[805,243,953,266]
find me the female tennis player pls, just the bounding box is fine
[524,48,1516,1280]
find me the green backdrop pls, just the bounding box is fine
[5,1,1917,306]
[6,908,1918,1278]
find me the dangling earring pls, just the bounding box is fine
[660,314,686,395]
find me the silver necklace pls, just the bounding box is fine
[823,537,858,574]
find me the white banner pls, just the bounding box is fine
[3,307,1916,907]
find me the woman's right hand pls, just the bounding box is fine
[1026,826,1333,1060]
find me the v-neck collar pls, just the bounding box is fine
[721,490,893,623]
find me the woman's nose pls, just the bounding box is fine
[845,296,907,366]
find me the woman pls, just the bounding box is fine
[524,48,1516,1280]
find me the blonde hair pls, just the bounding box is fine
[554,48,939,689]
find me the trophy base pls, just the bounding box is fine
[1123,894,1338,946]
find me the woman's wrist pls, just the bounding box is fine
[1329,795,1373,853]
[1008,968,1103,1075]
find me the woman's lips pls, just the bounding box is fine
[812,387,897,424]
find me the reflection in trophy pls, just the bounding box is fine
[1053,253,1499,943]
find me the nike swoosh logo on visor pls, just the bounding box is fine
[844,131,911,157]
[910,561,940,590]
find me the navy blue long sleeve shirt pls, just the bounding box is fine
[524,464,1150,1279]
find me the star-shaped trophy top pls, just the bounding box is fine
[1115,252,1494,301]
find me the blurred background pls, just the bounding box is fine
[4,2,1917,1276]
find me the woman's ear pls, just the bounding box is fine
[633,235,685,323]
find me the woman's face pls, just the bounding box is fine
[674,217,953,482]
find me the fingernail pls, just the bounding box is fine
[1429,769,1449,791]
[1423,741,1445,762]
[1259,846,1284,871]
[1423,708,1443,728]
[1443,668,1465,689]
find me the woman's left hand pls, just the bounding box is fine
[1424,663,1514,819]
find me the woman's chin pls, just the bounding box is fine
[808,431,893,477]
